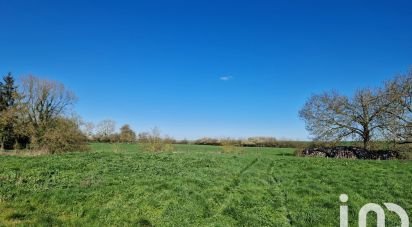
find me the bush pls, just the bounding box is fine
[112,143,121,153]
[139,128,175,152]
[32,118,88,154]
[293,148,304,157]
[392,143,412,159]
[220,138,243,154]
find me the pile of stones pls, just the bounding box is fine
[301,146,399,160]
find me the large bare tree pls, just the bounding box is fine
[381,69,412,143]
[21,76,77,127]
[21,76,77,142]
[299,88,394,150]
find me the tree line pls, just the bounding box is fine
[3,68,412,153]
[82,120,137,143]
[300,68,412,150]
[83,123,177,146]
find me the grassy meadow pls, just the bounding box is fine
[0,143,411,226]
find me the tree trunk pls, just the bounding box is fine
[363,138,369,150]
[0,138,4,152]
[362,127,370,150]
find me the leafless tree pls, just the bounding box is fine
[21,75,77,129]
[381,69,412,143]
[96,119,116,141]
[82,122,95,140]
[299,88,394,150]
[138,127,174,152]
[18,75,77,146]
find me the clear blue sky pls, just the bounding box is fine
[1,0,411,139]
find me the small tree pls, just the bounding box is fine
[139,128,174,152]
[82,122,95,141]
[119,124,136,143]
[96,120,116,142]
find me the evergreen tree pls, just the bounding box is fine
[0,73,18,150]
[2,73,17,108]
[0,77,4,112]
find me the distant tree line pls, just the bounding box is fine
[193,137,310,148]
[83,124,179,152]
[300,69,412,150]
[83,122,178,146]
[82,120,137,143]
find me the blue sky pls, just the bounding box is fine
[1,0,411,139]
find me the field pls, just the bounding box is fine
[0,144,411,226]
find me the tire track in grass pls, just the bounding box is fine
[240,158,259,174]
[214,158,260,215]
[267,161,293,226]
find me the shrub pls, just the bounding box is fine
[112,143,121,153]
[220,138,243,154]
[33,118,88,154]
[391,143,412,160]
[139,128,175,152]
[293,148,304,157]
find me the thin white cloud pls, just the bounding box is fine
[219,76,233,81]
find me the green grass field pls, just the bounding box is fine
[0,144,411,226]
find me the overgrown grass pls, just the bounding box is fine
[0,143,411,226]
